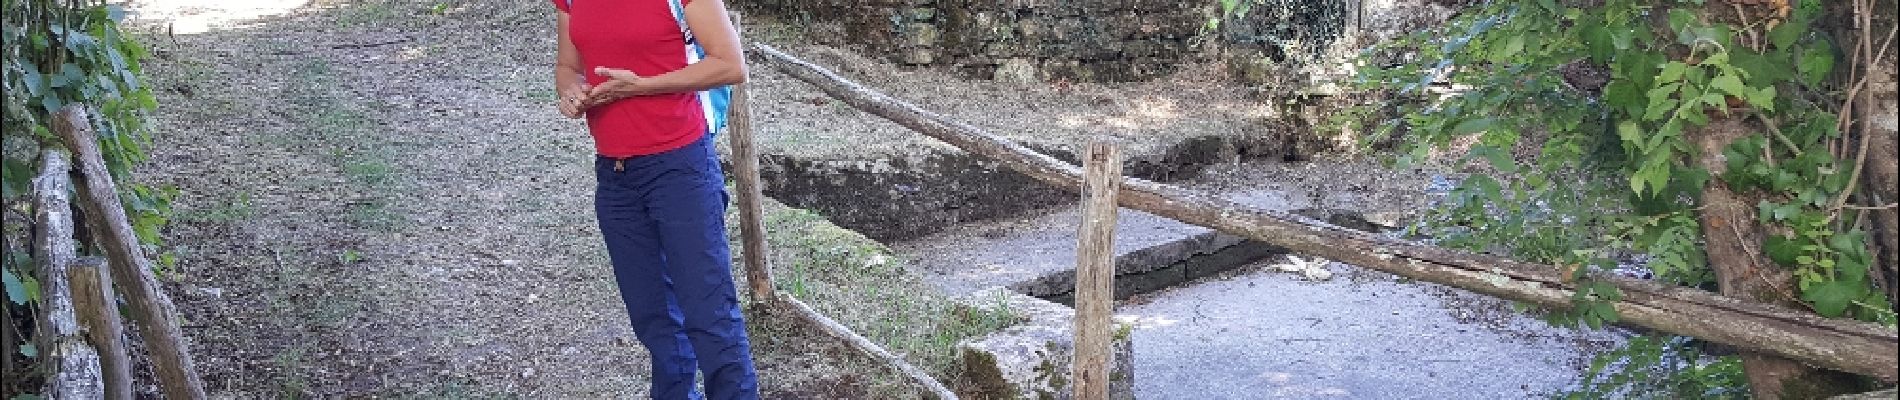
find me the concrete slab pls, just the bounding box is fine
[1118,263,1620,399]
[892,187,1305,298]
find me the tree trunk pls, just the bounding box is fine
[1687,117,1863,399]
[753,42,1900,381]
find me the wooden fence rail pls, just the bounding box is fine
[55,106,209,399]
[749,43,1900,381]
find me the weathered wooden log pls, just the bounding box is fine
[69,257,133,400]
[751,43,1900,381]
[1071,138,1121,400]
[33,149,106,399]
[775,294,958,399]
[53,107,209,399]
[726,11,776,302]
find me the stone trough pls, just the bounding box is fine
[953,288,1136,400]
[749,134,1305,243]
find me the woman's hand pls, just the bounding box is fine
[581,67,650,109]
[558,81,591,119]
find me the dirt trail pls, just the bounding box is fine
[132,1,666,396]
[121,0,1522,397]
[126,0,1028,397]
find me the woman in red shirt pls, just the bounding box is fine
[551,0,757,398]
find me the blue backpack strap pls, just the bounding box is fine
[667,0,730,137]
[666,0,696,45]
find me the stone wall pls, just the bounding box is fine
[749,0,1456,83]
[749,0,1211,82]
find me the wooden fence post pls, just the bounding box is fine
[1072,138,1122,400]
[54,106,208,399]
[69,257,133,399]
[726,11,777,302]
[33,149,106,399]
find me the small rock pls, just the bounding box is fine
[196,287,224,299]
[500,259,521,266]
[993,58,1040,83]
[1301,265,1334,281]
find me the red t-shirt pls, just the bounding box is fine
[554,0,706,157]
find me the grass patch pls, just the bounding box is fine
[522,86,557,103]
[391,378,503,400]
[341,154,394,187]
[272,59,405,231]
[347,199,400,230]
[748,203,1017,394]
[273,345,311,398]
[177,191,256,224]
[334,0,400,28]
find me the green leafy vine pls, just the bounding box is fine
[3,1,163,395]
[1340,0,1894,394]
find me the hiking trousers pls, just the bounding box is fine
[594,135,759,399]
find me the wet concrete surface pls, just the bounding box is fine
[894,204,1220,296]
[1118,262,1622,399]
[890,160,1618,398]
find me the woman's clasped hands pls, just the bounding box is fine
[558,66,650,119]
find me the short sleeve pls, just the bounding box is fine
[550,0,569,12]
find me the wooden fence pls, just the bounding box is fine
[742,43,1900,387]
[27,107,209,399]
[720,14,960,399]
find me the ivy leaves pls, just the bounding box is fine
[1350,0,1890,326]
[3,0,174,309]
[1569,335,1748,399]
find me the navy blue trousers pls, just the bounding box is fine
[594,136,758,399]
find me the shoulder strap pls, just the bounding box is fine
[666,0,696,45]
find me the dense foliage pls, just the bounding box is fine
[1351,0,1890,325]
[1328,0,1892,395]
[2,0,161,396]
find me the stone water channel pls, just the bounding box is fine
[749,137,1625,398]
